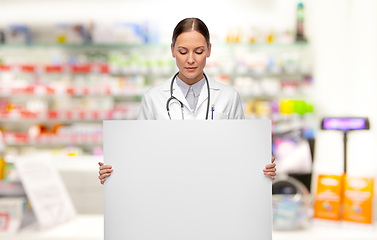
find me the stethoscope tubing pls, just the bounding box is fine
[166,72,210,120]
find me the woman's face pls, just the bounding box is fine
[171,30,211,85]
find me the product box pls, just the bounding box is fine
[313,174,343,221]
[343,176,374,224]
[0,197,26,233]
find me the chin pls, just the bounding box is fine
[182,70,201,79]
[183,74,198,79]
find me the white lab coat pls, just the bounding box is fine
[137,75,245,120]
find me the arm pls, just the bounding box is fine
[137,93,154,120]
[229,91,245,119]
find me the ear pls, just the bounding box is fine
[207,43,211,58]
[171,44,176,58]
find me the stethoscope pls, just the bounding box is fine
[166,71,211,120]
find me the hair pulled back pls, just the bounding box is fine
[172,18,210,47]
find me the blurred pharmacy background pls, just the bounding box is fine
[0,0,376,239]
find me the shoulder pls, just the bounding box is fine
[143,78,172,98]
[208,76,240,96]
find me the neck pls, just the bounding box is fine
[178,72,204,85]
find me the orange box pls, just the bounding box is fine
[314,174,343,221]
[343,176,374,224]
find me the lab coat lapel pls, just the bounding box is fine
[196,76,219,112]
[171,80,191,110]
[196,81,208,112]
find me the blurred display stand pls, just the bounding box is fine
[0,154,76,235]
[272,174,312,231]
[313,118,374,226]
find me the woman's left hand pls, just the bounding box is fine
[263,157,276,181]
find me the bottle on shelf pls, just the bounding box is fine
[0,29,5,43]
[296,2,307,42]
[0,130,5,179]
[267,28,275,44]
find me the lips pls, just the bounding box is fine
[185,67,197,71]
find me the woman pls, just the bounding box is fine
[99,18,276,183]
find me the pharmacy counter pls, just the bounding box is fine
[1,215,376,240]
[0,215,103,240]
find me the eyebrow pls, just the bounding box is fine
[177,46,205,50]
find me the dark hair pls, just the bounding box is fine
[172,18,210,47]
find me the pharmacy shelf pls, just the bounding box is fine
[0,64,175,76]
[0,63,109,73]
[0,64,309,78]
[4,142,102,147]
[0,181,25,196]
[0,110,135,121]
[0,86,145,97]
[2,132,102,146]
[0,41,314,154]
[0,42,309,49]
[3,155,102,172]
[0,86,311,99]
[0,42,169,49]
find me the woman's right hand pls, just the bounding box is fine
[98,162,113,185]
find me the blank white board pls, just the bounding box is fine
[104,120,272,240]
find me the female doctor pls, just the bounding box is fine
[99,18,276,183]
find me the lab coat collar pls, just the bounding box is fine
[162,73,220,113]
[175,76,205,98]
[162,73,220,92]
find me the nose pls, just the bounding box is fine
[187,52,195,64]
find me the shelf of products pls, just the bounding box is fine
[0,42,310,49]
[2,132,102,146]
[0,109,135,121]
[0,16,315,169]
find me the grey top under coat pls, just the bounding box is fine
[176,76,205,113]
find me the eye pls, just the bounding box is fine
[195,51,203,54]
[179,51,187,55]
